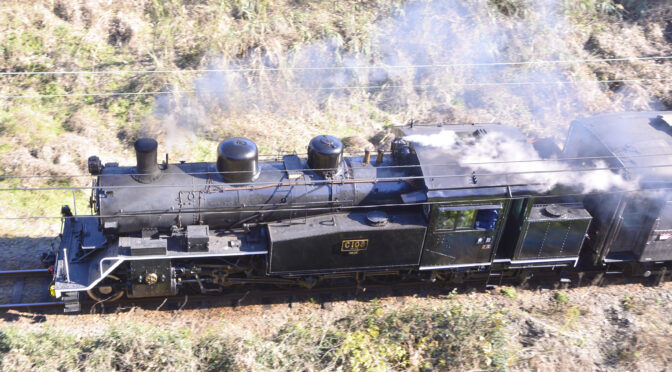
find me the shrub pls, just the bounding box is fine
[554,291,569,305]
[501,287,517,299]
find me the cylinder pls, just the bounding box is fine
[133,138,160,183]
[307,135,343,177]
[217,138,259,183]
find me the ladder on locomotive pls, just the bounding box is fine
[484,267,505,289]
[484,240,505,289]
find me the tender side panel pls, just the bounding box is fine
[602,196,658,262]
[640,200,672,262]
[268,211,427,274]
[513,205,591,262]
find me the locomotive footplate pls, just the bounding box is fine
[52,216,267,299]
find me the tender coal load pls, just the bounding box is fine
[133,138,160,183]
[217,137,259,183]
[307,135,343,177]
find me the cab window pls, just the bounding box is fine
[436,207,499,231]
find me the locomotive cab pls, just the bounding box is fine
[399,123,594,273]
[419,203,504,270]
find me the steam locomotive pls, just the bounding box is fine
[50,111,672,312]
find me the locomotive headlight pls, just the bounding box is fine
[145,273,159,285]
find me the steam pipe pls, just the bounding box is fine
[376,147,384,164]
[363,149,371,164]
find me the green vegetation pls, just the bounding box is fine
[0,302,513,371]
[554,291,569,305]
[0,0,401,156]
[562,307,582,329]
[501,287,517,299]
[0,179,89,236]
[622,294,636,311]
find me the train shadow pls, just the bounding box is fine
[0,312,47,323]
[0,236,54,270]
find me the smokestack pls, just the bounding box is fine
[133,138,160,183]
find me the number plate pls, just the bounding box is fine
[341,239,369,254]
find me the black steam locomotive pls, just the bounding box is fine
[50,111,672,312]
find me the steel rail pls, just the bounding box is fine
[0,302,64,310]
[0,269,51,278]
[17,270,662,313]
[0,267,665,313]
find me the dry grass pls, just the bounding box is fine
[0,1,669,187]
[2,0,670,171]
[0,301,514,371]
[1,283,672,371]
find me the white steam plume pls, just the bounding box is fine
[144,0,664,153]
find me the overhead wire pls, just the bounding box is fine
[2,184,672,220]
[2,161,672,192]
[1,55,671,76]
[2,77,671,99]
[2,151,672,180]
[2,55,671,216]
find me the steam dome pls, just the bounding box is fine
[217,138,259,183]
[307,135,343,177]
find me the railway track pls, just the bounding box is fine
[0,268,664,314]
[76,271,662,314]
[0,269,64,311]
[0,268,447,313]
[96,280,446,312]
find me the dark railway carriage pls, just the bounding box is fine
[50,112,672,312]
[564,112,672,272]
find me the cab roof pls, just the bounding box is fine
[393,123,544,199]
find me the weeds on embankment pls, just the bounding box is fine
[0,302,512,371]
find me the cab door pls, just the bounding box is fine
[420,204,504,269]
